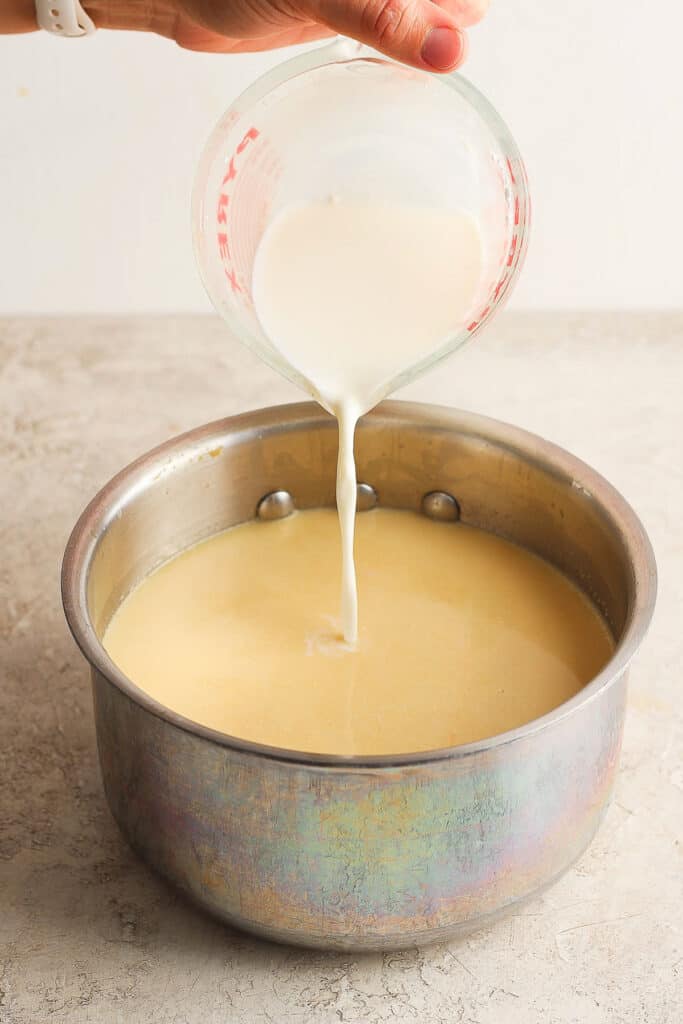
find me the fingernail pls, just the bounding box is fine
[421,27,464,71]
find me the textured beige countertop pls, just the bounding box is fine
[1,313,681,1023]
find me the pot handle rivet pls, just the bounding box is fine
[421,491,461,522]
[257,490,296,521]
[357,483,378,511]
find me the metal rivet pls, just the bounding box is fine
[257,490,295,521]
[421,491,461,522]
[356,482,377,512]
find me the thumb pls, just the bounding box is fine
[306,0,468,72]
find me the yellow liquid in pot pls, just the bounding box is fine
[103,509,614,756]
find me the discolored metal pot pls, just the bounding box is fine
[62,402,656,951]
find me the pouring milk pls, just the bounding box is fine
[252,198,484,644]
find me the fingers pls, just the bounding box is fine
[305,0,469,72]
[174,0,489,60]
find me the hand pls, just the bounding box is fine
[86,0,489,71]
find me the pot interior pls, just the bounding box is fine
[84,403,637,650]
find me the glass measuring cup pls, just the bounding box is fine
[192,39,530,400]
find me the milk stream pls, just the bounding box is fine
[252,199,485,644]
[336,401,360,644]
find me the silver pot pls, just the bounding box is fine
[62,402,656,951]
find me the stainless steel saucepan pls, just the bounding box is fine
[62,402,656,950]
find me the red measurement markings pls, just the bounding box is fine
[467,182,524,332]
[236,127,258,154]
[217,233,230,262]
[222,157,237,186]
[224,267,241,292]
[215,127,260,294]
[493,277,507,301]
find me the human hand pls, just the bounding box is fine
[87,0,488,71]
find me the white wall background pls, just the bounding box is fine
[0,2,681,314]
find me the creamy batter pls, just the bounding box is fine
[104,509,614,757]
[253,201,484,643]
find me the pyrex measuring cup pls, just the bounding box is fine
[193,39,530,399]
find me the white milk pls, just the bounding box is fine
[252,199,484,644]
